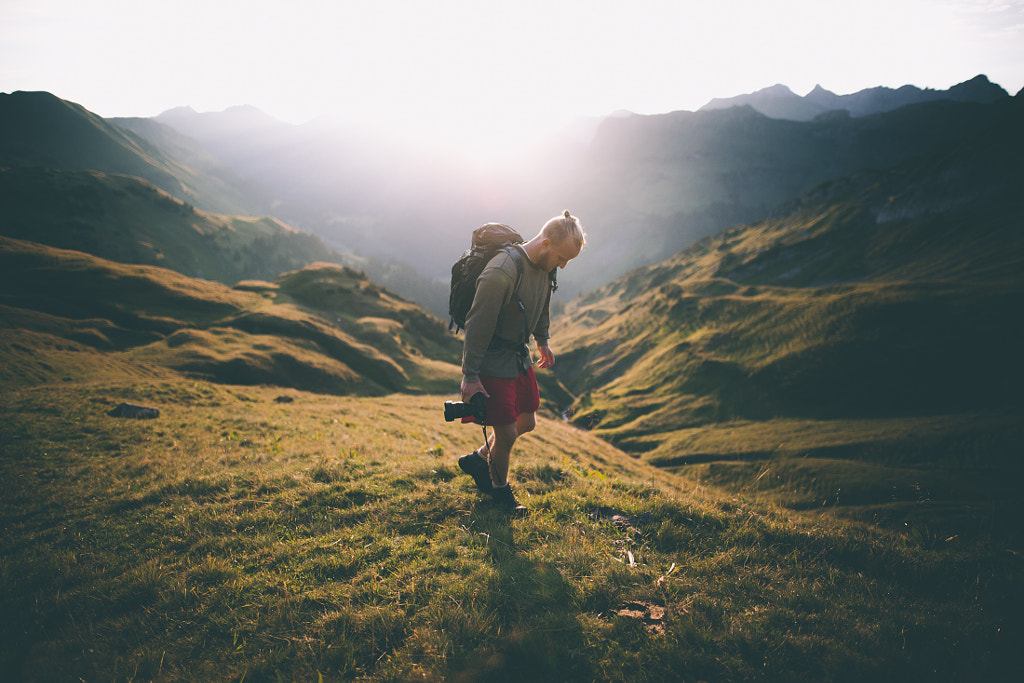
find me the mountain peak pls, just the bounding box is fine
[157,105,198,118]
[700,83,826,121]
[754,84,798,98]
[154,104,286,143]
[947,74,1009,103]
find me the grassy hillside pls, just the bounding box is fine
[0,166,360,285]
[1,223,1019,680]
[110,114,274,212]
[0,91,258,215]
[552,96,1020,294]
[3,87,1021,680]
[0,236,460,396]
[1,373,1019,681]
[552,97,1024,541]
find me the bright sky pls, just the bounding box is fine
[2,0,1023,158]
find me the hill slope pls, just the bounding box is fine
[0,166,358,285]
[117,107,458,316]
[0,91,259,215]
[1,92,365,296]
[548,92,1018,295]
[0,236,461,395]
[1,378,1018,681]
[552,95,1024,537]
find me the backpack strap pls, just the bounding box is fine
[506,245,526,293]
[504,245,531,346]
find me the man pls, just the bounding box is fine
[458,210,586,515]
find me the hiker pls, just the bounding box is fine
[457,210,586,514]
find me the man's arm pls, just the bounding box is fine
[534,280,554,368]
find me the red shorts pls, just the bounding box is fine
[464,367,540,426]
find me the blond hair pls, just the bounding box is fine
[541,210,587,250]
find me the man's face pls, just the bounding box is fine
[544,238,581,271]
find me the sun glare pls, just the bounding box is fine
[4,0,1022,156]
[324,90,576,169]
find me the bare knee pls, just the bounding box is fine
[492,424,519,449]
[517,413,536,435]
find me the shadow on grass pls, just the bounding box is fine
[449,501,594,683]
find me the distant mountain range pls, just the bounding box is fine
[2,75,1019,311]
[553,92,1024,458]
[699,74,1011,121]
[0,91,260,216]
[555,78,1016,294]
[94,74,1018,307]
[0,166,353,284]
[0,91,454,313]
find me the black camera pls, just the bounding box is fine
[444,392,487,422]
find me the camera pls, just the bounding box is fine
[444,392,487,422]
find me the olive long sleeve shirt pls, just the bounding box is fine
[461,246,551,382]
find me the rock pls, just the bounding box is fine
[108,402,159,419]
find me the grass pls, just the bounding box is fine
[2,376,1020,682]
[551,150,1024,551]
[0,237,462,397]
[0,166,356,286]
[2,157,1021,677]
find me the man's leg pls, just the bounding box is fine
[484,412,535,487]
[485,423,516,488]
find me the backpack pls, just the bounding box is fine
[448,223,523,333]
[448,223,560,334]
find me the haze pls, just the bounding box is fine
[3,0,1024,161]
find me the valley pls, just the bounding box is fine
[1,78,1022,680]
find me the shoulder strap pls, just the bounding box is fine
[501,245,525,291]
[503,245,531,344]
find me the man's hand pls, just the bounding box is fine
[537,344,555,369]
[461,377,489,402]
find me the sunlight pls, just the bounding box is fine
[352,100,575,167]
[6,0,1022,139]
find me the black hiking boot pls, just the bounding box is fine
[458,452,493,492]
[489,484,528,516]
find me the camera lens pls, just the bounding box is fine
[444,401,467,422]
[443,393,487,422]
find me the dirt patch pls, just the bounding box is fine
[613,601,667,635]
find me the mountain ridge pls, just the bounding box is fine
[89,76,1019,309]
[558,92,1018,294]
[557,94,1024,403]
[699,73,1010,121]
[0,166,357,286]
[0,91,259,215]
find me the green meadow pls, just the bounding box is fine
[2,358,1020,681]
[2,91,1022,682]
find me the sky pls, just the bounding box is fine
[2,0,1023,158]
